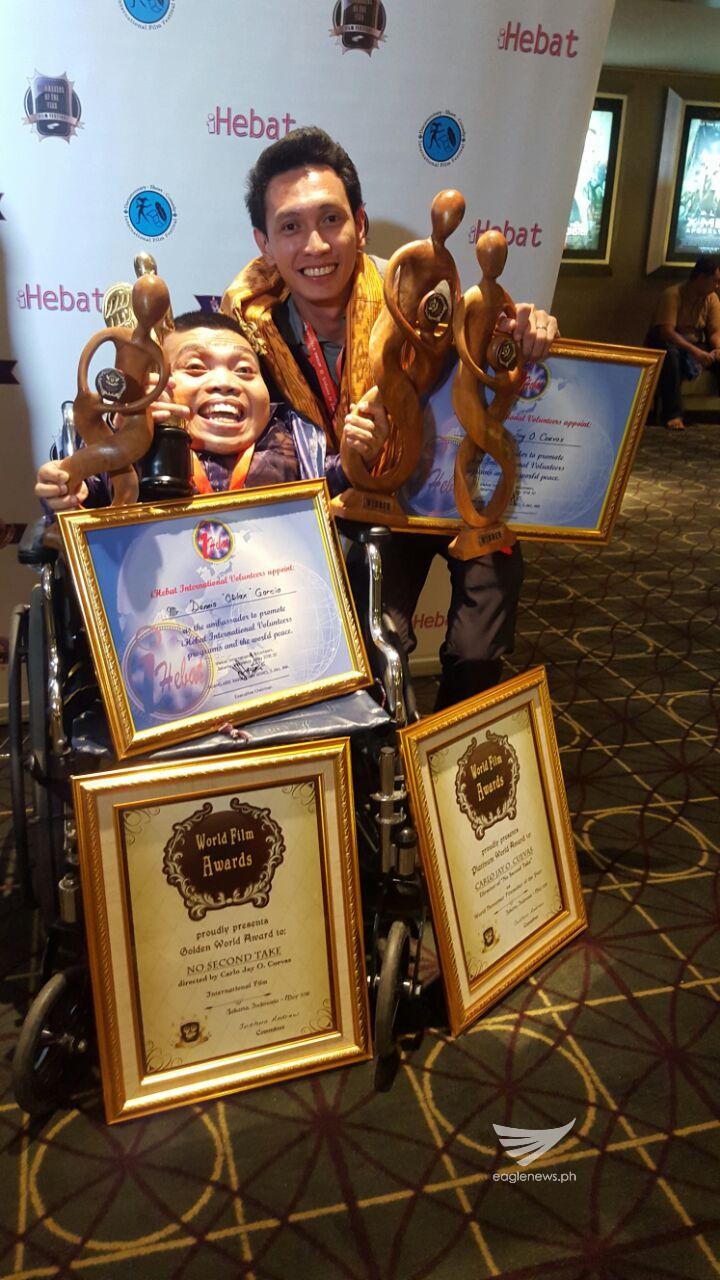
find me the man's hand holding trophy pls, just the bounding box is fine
[333,189,551,549]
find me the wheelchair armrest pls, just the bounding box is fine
[18,518,58,567]
[334,519,393,546]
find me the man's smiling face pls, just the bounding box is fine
[253,165,366,320]
[164,327,270,455]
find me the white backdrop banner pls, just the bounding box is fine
[0,0,614,675]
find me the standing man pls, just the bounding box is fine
[646,255,720,432]
[223,127,559,709]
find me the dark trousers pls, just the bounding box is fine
[645,330,718,423]
[379,533,524,711]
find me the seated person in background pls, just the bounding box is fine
[646,255,720,432]
[35,310,387,512]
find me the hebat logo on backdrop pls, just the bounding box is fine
[419,113,465,167]
[497,21,579,58]
[330,1,387,55]
[195,296,222,314]
[207,108,297,141]
[16,284,105,313]
[467,218,543,249]
[119,0,175,29]
[23,73,82,141]
[125,187,177,241]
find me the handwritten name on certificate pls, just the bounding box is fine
[85,498,354,734]
[119,781,335,1071]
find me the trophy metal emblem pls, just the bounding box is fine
[333,188,465,524]
[449,230,527,559]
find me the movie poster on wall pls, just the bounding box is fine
[668,103,720,261]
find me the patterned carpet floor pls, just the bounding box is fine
[0,421,718,1279]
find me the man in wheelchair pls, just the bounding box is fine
[14,308,420,1113]
[35,310,389,511]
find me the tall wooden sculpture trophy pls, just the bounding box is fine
[333,188,465,522]
[62,264,172,508]
[450,229,527,557]
[53,256,192,511]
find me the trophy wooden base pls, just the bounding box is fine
[448,522,516,560]
[331,487,408,527]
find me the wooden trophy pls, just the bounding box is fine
[450,230,526,559]
[333,188,465,524]
[60,268,172,509]
[103,253,175,340]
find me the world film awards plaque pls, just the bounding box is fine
[399,668,586,1035]
[58,481,371,758]
[73,740,370,1122]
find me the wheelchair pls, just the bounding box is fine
[9,488,434,1114]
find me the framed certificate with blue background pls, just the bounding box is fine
[59,480,371,759]
[398,339,663,543]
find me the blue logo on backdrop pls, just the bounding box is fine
[419,112,465,166]
[195,295,222,314]
[125,187,176,240]
[23,73,82,141]
[120,0,174,28]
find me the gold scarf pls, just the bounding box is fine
[221,253,384,446]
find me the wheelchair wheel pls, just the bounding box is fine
[374,920,410,1061]
[8,604,31,901]
[12,970,91,1116]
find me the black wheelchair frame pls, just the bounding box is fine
[9,516,435,1114]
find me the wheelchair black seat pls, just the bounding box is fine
[70,688,391,762]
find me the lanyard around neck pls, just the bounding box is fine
[191,445,255,494]
[302,318,344,425]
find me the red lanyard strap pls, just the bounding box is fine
[302,319,342,423]
[191,445,255,494]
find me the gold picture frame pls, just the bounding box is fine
[58,480,371,759]
[399,667,586,1035]
[73,738,370,1122]
[393,339,663,544]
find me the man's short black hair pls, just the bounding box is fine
[245,126,364,234]
[172,309,243,336]
[690,255,720,279]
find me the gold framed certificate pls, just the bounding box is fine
[395,340,663,543]
[399,667,586,1035]
[73,739,370,1122]
[58,480,371,759]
